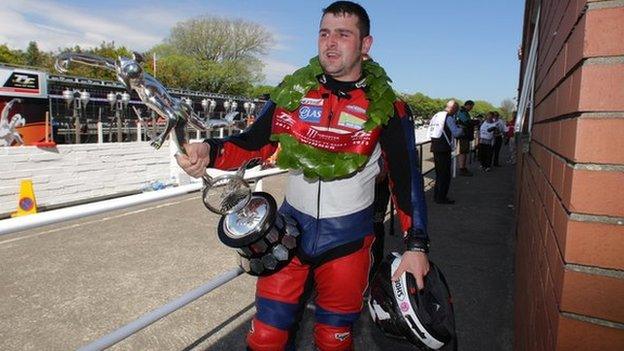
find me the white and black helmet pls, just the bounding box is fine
[368,253,455,349]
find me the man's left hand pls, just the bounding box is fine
[391,251,430,290]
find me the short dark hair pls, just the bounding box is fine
[322,1,370,38]
[464,100,475,106]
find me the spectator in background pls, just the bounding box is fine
[491,111,507,167]
[428,100,463,204]
[478,112,506,172]
[455,100,476,176]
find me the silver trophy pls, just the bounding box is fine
[55,52,298,275]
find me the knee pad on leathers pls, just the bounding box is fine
[314,324,353,351]
[247,318,289,351]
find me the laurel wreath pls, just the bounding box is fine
[269,56,396,180]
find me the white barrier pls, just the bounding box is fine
[0,166,286,236]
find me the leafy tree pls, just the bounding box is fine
[248,84,275,99]
[167,17,273,62]
[25,41,43,67]
[470,100,499,118]
[499,98,516,119]
[143,54,198,89]
[401,92,446,120]
[0,44,25,65]
[153,16,273,95]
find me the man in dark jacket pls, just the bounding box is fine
[455,100,476,176]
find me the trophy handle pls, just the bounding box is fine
[132,51,144,64]
[236,158,261,178]
[55,52,118,74]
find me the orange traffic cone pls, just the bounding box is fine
[11,179,38,217]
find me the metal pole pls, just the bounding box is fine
[137,120,142,142]
[74,103,81,144]
[116,102,122,142]
[77,267,244,351]
[44,111,50,143]
[97,107,103,144]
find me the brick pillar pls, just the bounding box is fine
[515,1,624,350]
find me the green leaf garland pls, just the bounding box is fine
[271,56,396,180]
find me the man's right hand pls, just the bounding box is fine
[175,142,211,178]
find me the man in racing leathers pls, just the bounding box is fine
[176,2,430,350]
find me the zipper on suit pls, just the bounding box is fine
[312,179,321,255]
[311,90,333,255]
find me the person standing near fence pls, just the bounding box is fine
[428,100,463,204]
[176,2,431,350]
[491,111,507,167]
[455,100,476,176]
[478,111,506,172]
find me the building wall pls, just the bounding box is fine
[515,0,624,350]
[0,141,172,217]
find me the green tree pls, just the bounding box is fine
[25,41,43,66]
[153,16,273,95]
[499,98,515,120]
[401,92,445,120]
[248,84,275,99]
[144,54,198,89]
[0,44,25,65]
[167,17,273,62]
[470,100,500,119]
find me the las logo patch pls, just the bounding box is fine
[299,105,322,123]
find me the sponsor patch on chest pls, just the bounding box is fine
[345,104,367,114]
[337,111,366,129]
[300,97,324,106]
[298,105,322,123]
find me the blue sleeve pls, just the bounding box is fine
[446,116,464,138]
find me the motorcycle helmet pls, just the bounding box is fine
[368,253,455,349]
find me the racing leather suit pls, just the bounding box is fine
[205,74,428,350]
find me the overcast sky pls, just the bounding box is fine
[1,0,525,105]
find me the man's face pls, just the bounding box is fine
[450,104,459,115]
[318,13,372,81]
[465,104,474,112]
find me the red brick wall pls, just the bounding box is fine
[514,1,624,350]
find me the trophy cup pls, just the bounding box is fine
[55,51,298,275]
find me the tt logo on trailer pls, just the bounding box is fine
[12,74,36,86]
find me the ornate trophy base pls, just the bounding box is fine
[217,192,300,276]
